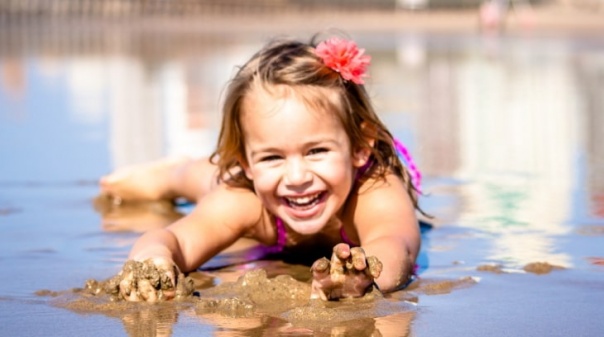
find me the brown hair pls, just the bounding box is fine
[210,36,420,209]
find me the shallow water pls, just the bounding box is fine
[1,18,604,337]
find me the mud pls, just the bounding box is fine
[477,264,506,274]
[30,261,508,337]
[401,276,478,297]
[477,262,565,275]
[191,268,417,332]
[36,256,569,333]
[196,269,311,317]
[38,259,578,335]
[522,262,565,275]
[40,267,433,322]
[81,259,197,302]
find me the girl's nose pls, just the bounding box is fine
[284,159,312,186]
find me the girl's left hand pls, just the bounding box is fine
[310,243,383,300]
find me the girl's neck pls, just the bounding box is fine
[279,215,342,247]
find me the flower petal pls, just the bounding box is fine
[315,37,370,84]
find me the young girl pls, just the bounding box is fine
[100,35,422,302]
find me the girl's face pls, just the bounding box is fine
[241,86,369,235]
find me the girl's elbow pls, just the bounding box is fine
[375,270,412,293]
[375,255,415,293]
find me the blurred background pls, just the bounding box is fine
[0,1,603,336]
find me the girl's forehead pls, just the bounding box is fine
[242,83,343,119]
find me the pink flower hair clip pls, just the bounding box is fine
[315,37,371,85]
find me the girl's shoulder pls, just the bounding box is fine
[195,184,278,243]
[349,170,417,235]
[352,170,415,216]
[193,184,264,231]
[356,168,407,195]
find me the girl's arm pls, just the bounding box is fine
[354,173,421,292]
[310,173,420,299]
[119,184,264,301]
[130,184,264,271]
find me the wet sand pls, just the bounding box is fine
[37,247,479,335]
[28,235,592,336]
[17,194,602,336]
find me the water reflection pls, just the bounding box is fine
[409,37,601,268]
[113,305,413,337]
[579,53,604,219]
[120,303,179,337]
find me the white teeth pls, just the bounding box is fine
[285,193,321,207]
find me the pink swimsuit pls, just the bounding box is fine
[267,138,421,253]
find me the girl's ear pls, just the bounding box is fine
[239,156,254,180]
[353,145,373,168]
[352,122,376,168]
[243,164,253,180]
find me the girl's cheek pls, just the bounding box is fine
[315,156,351,177]
[251,170,279,190]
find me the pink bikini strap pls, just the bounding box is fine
[339,226,359,247]
[267,217,287,253]
[393,138,422,192]
[272,217,358,251]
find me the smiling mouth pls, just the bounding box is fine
[284,192,325,210]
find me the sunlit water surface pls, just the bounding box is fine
[1,23,603,336]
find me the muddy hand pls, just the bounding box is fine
[112,258,179,302]
[310,243,383,300]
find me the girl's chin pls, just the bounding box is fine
[280,208,330,235]
[285,218,327,235]
[272,196,337,234]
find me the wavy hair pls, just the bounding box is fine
[210,36,420,210]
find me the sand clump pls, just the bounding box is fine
[82,259,196,302]
[477,264,506,274]
[195,269,312,317]
[37,266,486,334]
[523,262,565,275]
[477,262,565,275]
[193,269,408,325]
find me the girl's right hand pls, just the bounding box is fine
[111,258,187,302]
[310,243,383,301]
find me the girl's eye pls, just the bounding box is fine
[308,148,328,156]
[261,155,281,162]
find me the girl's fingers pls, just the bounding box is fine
[311,257,330,275]
[350,247,367,271]
[333,243,351,259]
[331,243,351,274]
[138,279,157,302]
[366,256,383,279]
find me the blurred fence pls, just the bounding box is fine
[0,0,524,19]
[0,0,401,18]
